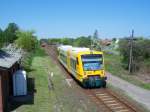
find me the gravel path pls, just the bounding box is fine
[106,72,150,111]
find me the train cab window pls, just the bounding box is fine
[81,54,103,71]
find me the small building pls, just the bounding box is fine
[101,39,112,46]
[0,46,22,112]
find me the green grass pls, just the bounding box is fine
[13,48,52,111]
[13,48,98,112]
[104,53,150,90]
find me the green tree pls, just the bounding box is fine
[0,28,2,33]
[112,38,117,42]
[4,23,19,43]
[0,28,4,48]
[74,36,91,47]
[48,38,61,44]
[93,29,99,39]
[61,38,74,45]
[15,30,37,51]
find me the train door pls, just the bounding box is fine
[76,56,83,81]
[67,51,71,71]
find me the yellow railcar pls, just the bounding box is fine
[58,45,107,88]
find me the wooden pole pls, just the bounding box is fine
[129,30,134,73]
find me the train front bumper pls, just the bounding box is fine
[82,76,107,88]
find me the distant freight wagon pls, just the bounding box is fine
[58,45,107,88]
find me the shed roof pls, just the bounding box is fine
[0,45,22,69]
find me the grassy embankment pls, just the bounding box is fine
[104,53,150,90]
[13,47,98,112]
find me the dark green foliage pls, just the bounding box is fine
[5,23,18,33]
[48,38,62,44]
[0,23,19,48]
[74,36,91,47]
[61,38,74,45]
[112,38,117,42]
[48,38,74,45]
[119,38,150,71]
[119,39,129,66]
[4,23,19,43]
[0,29,2,34]
[0,28,4,48]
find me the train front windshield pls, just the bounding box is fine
[81,54,103,71]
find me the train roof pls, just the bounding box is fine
[58,45,102,54]
[58,45,103,58]
[58,45,89,52]
[58,45,72,51]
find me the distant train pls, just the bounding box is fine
[58,45,107,88]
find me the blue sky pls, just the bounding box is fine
[0,0,150,39]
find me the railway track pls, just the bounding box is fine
[85,89,138,112]
[44,44,141,112]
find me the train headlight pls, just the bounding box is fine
[101,70,104,75]
[100,70,105,76]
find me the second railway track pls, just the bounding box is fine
[44,44,142,112]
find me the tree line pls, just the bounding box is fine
[0,23,37,51]
[46,36,92,48]
[119,37,150,72]
[40,30,100,48]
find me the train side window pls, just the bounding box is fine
[76,57,79,65]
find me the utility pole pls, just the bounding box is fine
[129,30,134,73]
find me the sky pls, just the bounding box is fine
[0,0,150,39]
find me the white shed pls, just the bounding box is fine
[13,70,27,96]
